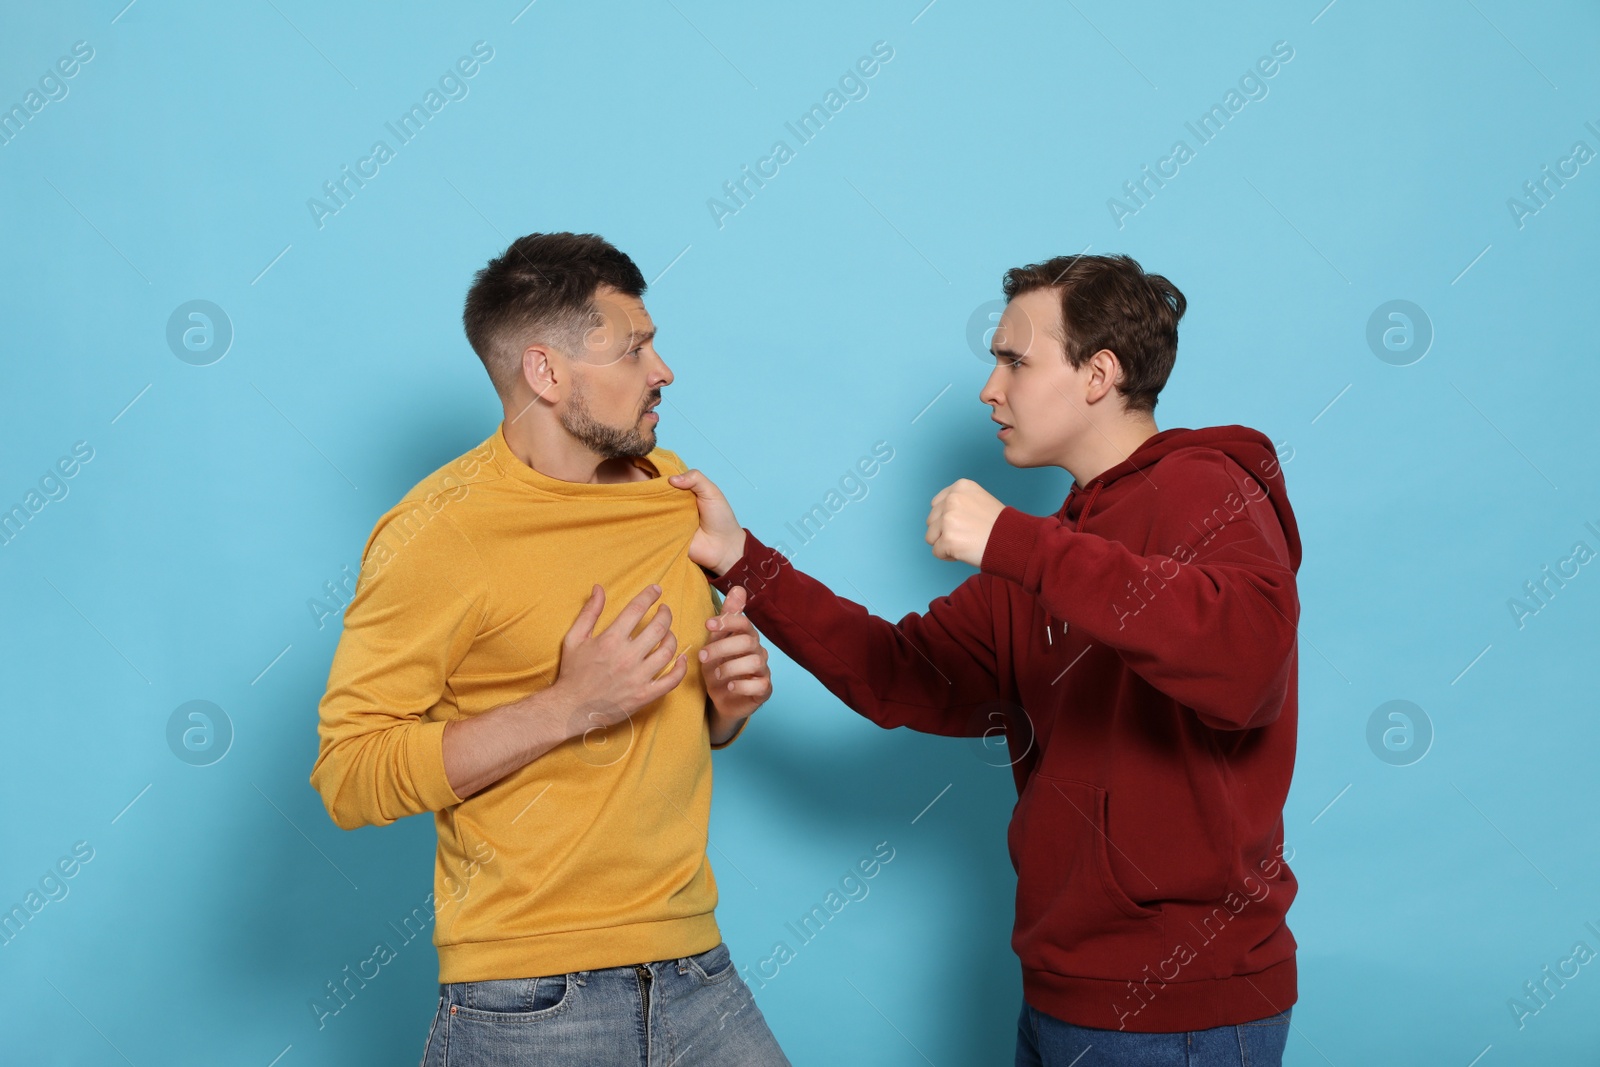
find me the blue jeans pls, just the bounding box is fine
[1016,1002,1292,1066]
[419,942,789,1066]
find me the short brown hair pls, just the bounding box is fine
[462,232,647,397]
[1001,253,1185,414]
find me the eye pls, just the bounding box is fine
[628,346,643,359]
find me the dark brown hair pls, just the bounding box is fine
[1001,253,1185,414]
[462,232,647,397]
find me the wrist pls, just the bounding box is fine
[526,680,582,746]
[714,529,747,578]
[706,697,749,745]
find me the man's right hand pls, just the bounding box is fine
[667,469,747,577]
[554,583,688,732]
[442,583,686,799]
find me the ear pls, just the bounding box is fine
[1083,348,1123,405]
[521,343,563,403]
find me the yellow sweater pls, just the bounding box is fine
[310,423,741,982]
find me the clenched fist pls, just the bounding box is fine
[926,478,1005,567]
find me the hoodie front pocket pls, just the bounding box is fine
[1009,775,1163,978]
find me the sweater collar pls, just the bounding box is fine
[488,423,675,499]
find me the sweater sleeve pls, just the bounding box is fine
[310,505,483,829]
[980,451,1297,731]
[708,528,1002,737]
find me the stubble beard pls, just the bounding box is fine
[561,379,655,459]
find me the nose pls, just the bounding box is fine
[652,350,674,388]
[979,364,1004,408]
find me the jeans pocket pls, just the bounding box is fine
[684,942,735,984]
[450,974,573,1022]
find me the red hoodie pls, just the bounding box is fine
[707,424,1301,1032]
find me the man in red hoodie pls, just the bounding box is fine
[668,253,1302,1066]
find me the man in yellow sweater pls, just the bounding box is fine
[310,232,790,1065]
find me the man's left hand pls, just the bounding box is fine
[702,585,772,741]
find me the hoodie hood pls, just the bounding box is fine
[1058,424,1302,572]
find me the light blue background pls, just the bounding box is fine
[2,1,1597,1064]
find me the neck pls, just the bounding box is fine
[500,404,644,484]
[1061,414,1160,487]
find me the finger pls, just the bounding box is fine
[564,584,605,645]
[700,632,759,666]
[720,585,748,616]
[710,652,766,682]
[719,676,772,699]
[636,603,673,648]
[610,583,664,637]
[649,653,690,693]
[707,604,756,636]
[644,626,680,671]
[667,468,724,504]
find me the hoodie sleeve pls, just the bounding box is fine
[979,450,1297,730]
[709,528,1002,737]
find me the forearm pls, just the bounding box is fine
[981,505,1297,728]
[708,528,1000,736]
[442,684,577,799]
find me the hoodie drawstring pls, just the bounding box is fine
[1077,481,1104,532]
[1045,480,1107,645]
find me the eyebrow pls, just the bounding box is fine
[626,328,656,348]
[991,344,1025,360]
